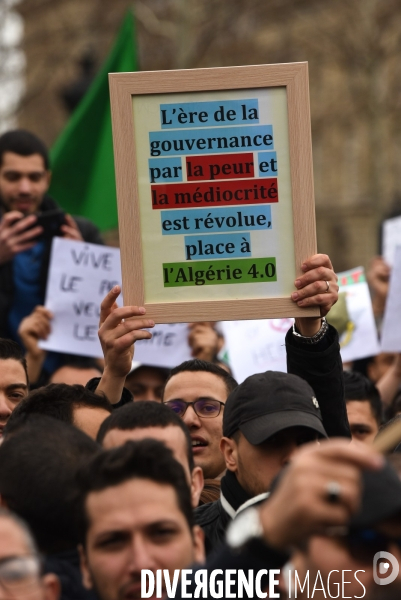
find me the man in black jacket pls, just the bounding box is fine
[189,254,350,553]
[195,363,349,553]
[0,129,102,341]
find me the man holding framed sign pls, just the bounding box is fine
[102,64,349,534]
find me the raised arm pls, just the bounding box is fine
[286,253,350,438]
[18,305,52,384]
[95,286,155,404]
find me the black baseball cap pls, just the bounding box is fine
[223,370,327,444]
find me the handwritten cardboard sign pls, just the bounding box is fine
[40,238,192,365]
[109,63,318,323]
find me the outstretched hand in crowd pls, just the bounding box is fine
[18,305,52,384]
[95,286,155,404]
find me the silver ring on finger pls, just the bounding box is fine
[326,480,341,503]
[325,280,330,293]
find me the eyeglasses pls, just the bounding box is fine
[0,556,41,594]
[164,399,225,418]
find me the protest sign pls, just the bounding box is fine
[327,267,379,362]
[221,319,290,382]
[381,246,401,352]
[222,266,379,382]
[130,322,192,368]
[109,63,319,323]
[382,216,401,267]
[40,238,122,357]
[40,238,192,364]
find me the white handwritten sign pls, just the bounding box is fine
[131,323,192,369]
[381,246,401,352]
[40,238,193,364]
[40,238,122,358]
[221,319,290,382]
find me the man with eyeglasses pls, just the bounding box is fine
[0,509,59,600]
[163,360,237,480]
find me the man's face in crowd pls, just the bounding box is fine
[73,406,111,440]
[80,478,204,600]
[0,358,28,439]
[221,427,319,496]
[125,367,167,402]
[0,152,50,215]
[101,424,204,508]
[346,400,379,445]
[0,515,59,600]
[163,371,227,479]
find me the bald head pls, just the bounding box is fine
[0,508,37,556]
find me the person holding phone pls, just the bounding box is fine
[0,129,103,350]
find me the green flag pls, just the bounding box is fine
[49,11,137,231]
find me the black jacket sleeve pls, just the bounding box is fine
[285,324,350,438]
[85,377,133,409]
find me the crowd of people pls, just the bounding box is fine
[0,129,400,600]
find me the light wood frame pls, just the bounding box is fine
[109,63,319,322]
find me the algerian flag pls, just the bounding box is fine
[49,10,138,231]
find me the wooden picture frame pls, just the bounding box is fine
[109,63,319,322]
